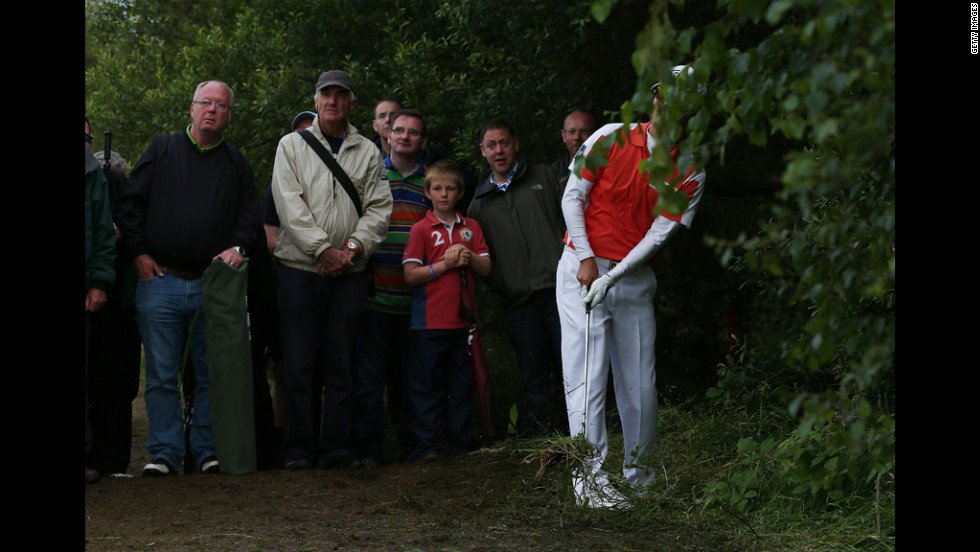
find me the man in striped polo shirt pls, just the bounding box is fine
[353,108,433,465]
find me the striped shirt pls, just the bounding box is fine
[366,157,432,314]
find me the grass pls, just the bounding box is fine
[130,290,894,552]
[402,278,894,551]
[510,395,895,552]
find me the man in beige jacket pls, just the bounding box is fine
[270,70,392,470]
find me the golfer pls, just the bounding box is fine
[556,65,706,509]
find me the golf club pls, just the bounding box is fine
[582,291,591,436]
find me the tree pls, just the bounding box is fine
[85,0,389,190]
[593,0,895,495]
[85,0,652,193]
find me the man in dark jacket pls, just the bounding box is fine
[116,80,261,477]
[87,144,143,479]
[85,117,116,483]
[466,120,566,437]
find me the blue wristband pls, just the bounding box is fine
[429,264,438,280]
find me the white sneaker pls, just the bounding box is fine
[200,456,220,474]
[574,475,630,510]
[142,458,177,477]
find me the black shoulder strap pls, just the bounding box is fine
[153,133,171,160]
[298,129,362,217]
[222,143,250,182]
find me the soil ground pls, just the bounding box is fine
[84,384,739,552]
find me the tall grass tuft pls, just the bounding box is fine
[524,369,895,551]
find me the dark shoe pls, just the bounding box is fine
[285,458,312,471]
[142,458,177,477]
[85,468,100,484]
[200,455,220,474]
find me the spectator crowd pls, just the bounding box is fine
[85,66,704,510]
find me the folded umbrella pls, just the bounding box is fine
[459,269,494,441]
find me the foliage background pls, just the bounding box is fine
[85,0,650,193]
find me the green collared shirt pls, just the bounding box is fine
[185,124,224,152]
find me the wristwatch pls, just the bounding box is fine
[344,240,361,256]
[231,246,245,256]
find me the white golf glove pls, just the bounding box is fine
[581,274,614,311]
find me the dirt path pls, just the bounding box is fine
[84,385,737,552]
[84,446,708,551]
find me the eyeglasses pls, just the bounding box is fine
[375,111,397,121]
[391,127,421,137]
[85,133,94,144]
[193,98,232,112]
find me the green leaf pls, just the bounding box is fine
[765,0,794,25]
[737,437,757,454]
[814,118,839,142]
[590,0,616,23]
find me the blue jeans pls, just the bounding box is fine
[505,288,563,436]
[136,273,215,469]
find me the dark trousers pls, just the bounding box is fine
[87,293,142,474]
[247,248,284,469]
[353,307,413,463]
[278,265,365,464]
[86,311,92,456]
[407,328,474,460]
[250,345,281,470]
[505,288,563,436]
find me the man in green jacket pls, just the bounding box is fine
[466,120,566,437]
[85,117,117,484]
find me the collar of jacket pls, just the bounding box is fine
[310,118,361,148]
[473,156,529,199]
[85,145,101,174]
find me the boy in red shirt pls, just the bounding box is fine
[402,160,491,461]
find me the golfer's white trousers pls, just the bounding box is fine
[556,248,658,488]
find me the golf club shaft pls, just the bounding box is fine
[582,303,591,435]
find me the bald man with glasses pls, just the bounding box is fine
[552,110,598,182]
[116,80,261,477]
